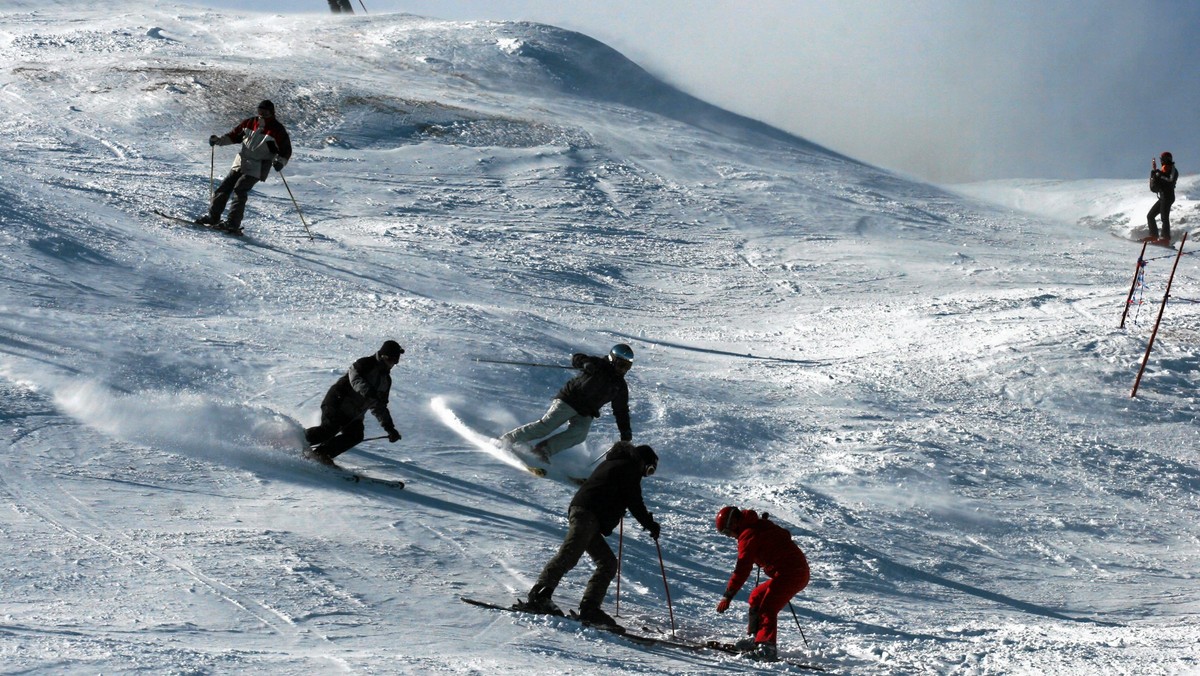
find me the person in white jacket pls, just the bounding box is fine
[196,100,292,236]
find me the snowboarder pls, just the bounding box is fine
[197,100,293,236]
[714,506,810,662]
[519,441,661,629]
[499,344,634,462]
[305,340,404,465]
[1145,151,1178,244]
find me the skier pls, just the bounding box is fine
[305,340,404,465]
[714,506,810,662]
[197,100,293,236]
[1145,151,1179,244]
[519,441,661,629]
[499,344,635,462]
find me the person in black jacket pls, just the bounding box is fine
[499,344,635,462]
[518,442,661,628]
[1146,151,1179,243]
[304,340,404,465]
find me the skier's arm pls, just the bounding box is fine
[722,553,754,600]
[626,479,655,533]
[612,381,632,441]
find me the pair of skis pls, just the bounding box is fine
[151,209,245,237]
[460,597,825,671]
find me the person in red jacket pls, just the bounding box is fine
[1145,151,1179,244]
[715,506,810,662]
[196,100,292,236]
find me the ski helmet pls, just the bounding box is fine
[609,343,634,363]
[1161,151,1174,164]
[715,506,740,535]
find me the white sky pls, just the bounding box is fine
[191,0,1199,182]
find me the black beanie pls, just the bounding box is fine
[379,340,404,361]
[635,444,657,468]
[257,99,275,112]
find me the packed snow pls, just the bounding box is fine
[1,2,1198,674]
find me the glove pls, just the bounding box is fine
[647,520,660,540]
[208,135,220,146]
[387,428,401,443]
[273,159,284,171]
[716,595,732,614]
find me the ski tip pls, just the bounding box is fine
[528,467,548,477]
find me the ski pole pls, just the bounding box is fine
[654,538,676,637]
[472,358,574,369]
[209,145,215,204]
[787,602,810,648]
[614,516,624,616]
[357,0,368,12]
[277,169,314,242]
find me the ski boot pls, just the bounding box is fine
[576,604,623,632]
[515,588,563,616]
[216,221,245,236]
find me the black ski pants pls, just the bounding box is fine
[208,171,260,228]
[530,506,617,612]
[305,403,364,460]
[1148,194,1175,239]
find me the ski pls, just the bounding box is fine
[341,472,405,489]
[150,209,245,237]
[304,449,405,489]
[461,597,648,643]
[460,597,825,670]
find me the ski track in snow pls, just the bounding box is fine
[0,3,1198,674]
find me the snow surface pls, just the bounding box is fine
[1,2,1198,674]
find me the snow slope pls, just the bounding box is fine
[1,2,1198,673]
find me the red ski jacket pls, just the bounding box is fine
[217,116,293,180]
[722,510,809,598]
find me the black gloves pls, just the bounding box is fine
[387,428,401,443]
[647,520,661,540]
[208,135,220,146]
[272,159,284,171]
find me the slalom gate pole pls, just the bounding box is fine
[787,602,810,648]
[209,146,215,204]
[472,357,573,369]
[655,538,677,637]
[1132,232,1189,397]
[615,517,624,616]
[278,169,314,242]
[1120,240,1149,329]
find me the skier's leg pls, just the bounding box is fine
[530,507,598,603]
[1147,200,1162,238]
[578,532,617,613]
[537,414,593,457]
[305,404,345,446]
[1161,197,1174,240]
[321,418,365,459]
[501,399,578,445]
[206,171,239,222]
[225,174,260,229]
